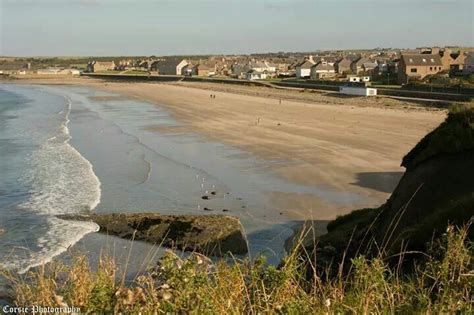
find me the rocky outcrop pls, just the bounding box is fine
[58,213,248,256]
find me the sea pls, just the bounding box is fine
[0,84,363,277]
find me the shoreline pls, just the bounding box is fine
[1,76,446,221]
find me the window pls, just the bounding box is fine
[410,68,417,73]
[431,58,435,62]
[422,58,426,62]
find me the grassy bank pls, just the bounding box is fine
[2,224,472,314]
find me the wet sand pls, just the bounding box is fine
[4,76,447,220]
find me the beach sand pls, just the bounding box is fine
[3,76,446,220]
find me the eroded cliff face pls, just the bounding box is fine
[375,106,474,252]
[375,151,474,253]
[302,106,474,268]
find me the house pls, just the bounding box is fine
[295,57,316,78]
[196,64,216,76]
[397,54,443,84]
[336,55,360,74]
[351,58,374,74]
[320,56,340,66]
[86,61,116,73]
[231,60,275,78]
[462,53,474,75]
[182,63,197,76]
[245,70,267,80]
[361,61,378,74]
[154,58,188,75]
[149,60,161,72]
[439,48,465,73]
[310,62,336,79]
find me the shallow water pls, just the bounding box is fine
[0,84,364,276]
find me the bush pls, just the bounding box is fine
[2,224,472,314]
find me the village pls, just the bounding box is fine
[1,47,473,83]
[1,46,473,99]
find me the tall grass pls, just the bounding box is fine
[1,223,472,314]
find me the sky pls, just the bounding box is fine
[1,0,473,56]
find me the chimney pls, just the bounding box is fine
[431,47,440,55]
[308,55,314,63]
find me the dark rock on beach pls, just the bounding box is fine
[57,213,248,256]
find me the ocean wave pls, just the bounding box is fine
[12,97,102,273]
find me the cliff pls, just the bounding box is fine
[309,105,474,265]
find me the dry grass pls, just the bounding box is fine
[1,223,472,314]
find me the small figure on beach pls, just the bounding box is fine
[279,98,282,104]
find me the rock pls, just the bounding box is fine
[57,213,248,256]
[210,191,216,195]
[201,195,210,200]
[203,207,213,211]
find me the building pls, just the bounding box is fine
[340,86,377,96]
[336,55,360,74]
[295,57,315,78]
[361,61,378,74]
[310,62,336,79]
[351,57,374,74]
[195,64,216,76]
[182,63,197,76]
[36,68,81,75]
[86,61,116,73]
[398,54,442,83]
[440,49,466,73]
[245,70,267,80]
[231,60,275,78]
[462,53,474,75]
[154,58,188,75]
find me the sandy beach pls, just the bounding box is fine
[3,76,446,220]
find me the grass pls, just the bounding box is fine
[402,103,474,169]
[1,223,472,314]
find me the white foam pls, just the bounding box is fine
[13,98,102,273]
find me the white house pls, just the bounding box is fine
[245,70,267,80]
[296,57,316,78]
[340,86,377,96]
[233,60,275,78]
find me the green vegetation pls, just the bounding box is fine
[402,104,474,169]
[2,224,472,314]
